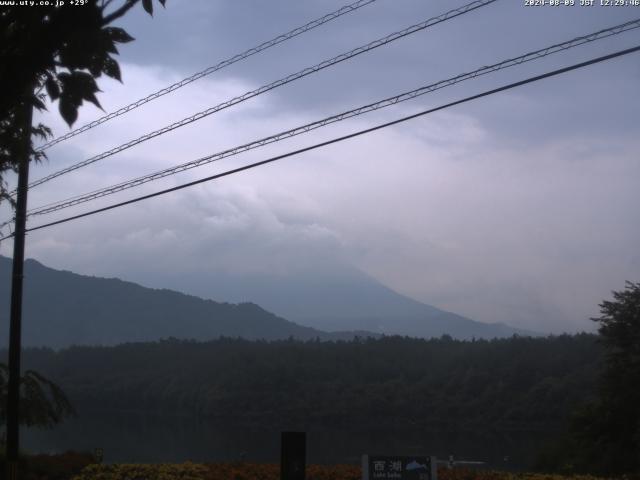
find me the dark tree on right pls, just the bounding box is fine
[571,281,640,474]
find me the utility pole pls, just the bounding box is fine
[5,94,34,480]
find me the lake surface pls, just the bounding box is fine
[22,410,554,470]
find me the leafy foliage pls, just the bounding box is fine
[72,462,209,480]
[0,450,94,480]
[69,463,615,480]
[540,282,640,475]
[582,282,640,474]
[0,362,75,429]
[0,0,166,208]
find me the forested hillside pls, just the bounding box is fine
[12,334,601,430]
[0,256,529,346]
[0,257,364,347]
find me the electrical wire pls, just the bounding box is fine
[1,44,636,242]
[24,0,497,191]
[24,18,640,218]
[36,0,380,151]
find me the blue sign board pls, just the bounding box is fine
[362,455,436,480]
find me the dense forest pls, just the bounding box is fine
[7,334,601,431]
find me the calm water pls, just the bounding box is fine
[22,410,554,470]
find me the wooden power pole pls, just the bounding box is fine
[5,95,34,480]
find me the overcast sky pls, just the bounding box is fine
[1,0,639,333]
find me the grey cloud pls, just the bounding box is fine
[2,1,638,335]
[18,182,346,281]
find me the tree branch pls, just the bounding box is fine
[101,0,116,11]
[102,0,139,26]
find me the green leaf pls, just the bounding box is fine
[31,95,47,111]
[56,71,73,90]
[105,26,134,44]
[68,71,103,110]
[100,31,119,54]
[32,123,52,141]
[45,76,60,100]
[84,91,103,111]
[59,38,95,70]
[57,71,85,104]
[103,57,122,82]
[142,0,153,16]
[59,97,78,126]
[88,55,104,77]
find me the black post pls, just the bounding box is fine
[281,431,306,480]
[6,97,33,480]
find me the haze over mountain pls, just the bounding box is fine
[1,254,532,348]
[125,258,538,339]
[134,266,536,339]
[0,256,364,348]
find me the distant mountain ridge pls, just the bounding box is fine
[0,256,367,348]
[132,265,536,339]
[0,256,534,348]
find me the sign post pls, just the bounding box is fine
[281,431,306,480]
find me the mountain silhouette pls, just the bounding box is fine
[0,256,366,348]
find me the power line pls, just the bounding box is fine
[2,44,636,242]
[36,0,379,151]
[24,0,497,191]
[24,18,640,218]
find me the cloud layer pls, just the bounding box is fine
[2,1,639,333]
